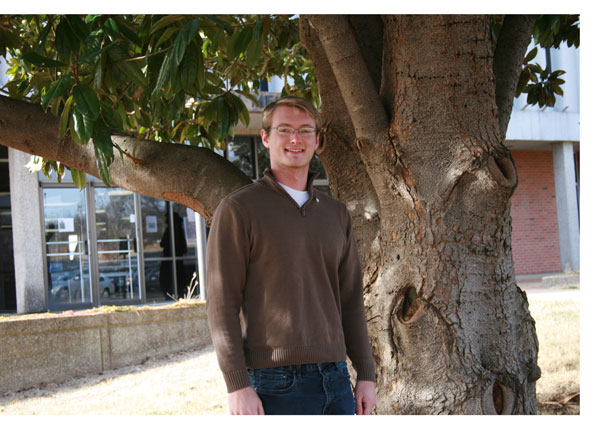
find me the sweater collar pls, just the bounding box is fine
[262,168,320,194]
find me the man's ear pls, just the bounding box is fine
[260,129,270,149]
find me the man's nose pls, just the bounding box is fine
[289,130,302,143]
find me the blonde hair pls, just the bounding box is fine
[262,96,321,132]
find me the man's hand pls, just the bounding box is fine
[355,380,376,415]
[228,386,265,415]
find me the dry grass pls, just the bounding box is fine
[0,296,579,415]
[528,298,580,415]
[0,346,228,415]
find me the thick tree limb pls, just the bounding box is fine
[307,15,388,140]
[493,15,538,141]
[0,95,251,222]
[348,16,384,94]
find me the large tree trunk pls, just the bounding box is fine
[303,15,540,414]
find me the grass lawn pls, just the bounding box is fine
[528,298,580,414]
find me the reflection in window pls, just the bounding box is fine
[227,137,255,179]
[173,203,198,258]
[94,188,140,303]
[43,188,91,306]
[141,196,168,259]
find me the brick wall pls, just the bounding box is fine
[510,150,562,275]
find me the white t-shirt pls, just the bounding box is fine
[279,182,310,207]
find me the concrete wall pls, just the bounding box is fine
[510,151,562,274]
[0,303,211,393]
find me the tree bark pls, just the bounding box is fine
[303,15,540,414]
[0,95,251,222]
[493,15,538,141]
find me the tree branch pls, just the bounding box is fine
[348,16,384,94]
[307,15,388,140]
[493,15,538,141]
[0,95,251,222]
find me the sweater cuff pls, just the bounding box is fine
[223,368,252,393]
[354,361,376,383]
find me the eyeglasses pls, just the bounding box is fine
[269,126,317,137]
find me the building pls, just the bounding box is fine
[505,41,580,275]
[0,42,580,315]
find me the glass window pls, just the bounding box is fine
[142,260,163,302]
[0,146,16,312]
[43,188,91,306]
[94,187,140,303]
[257,141,269,177]
[310,155,328,180]
[173,203,198,258]
[227,137,255,179]
[140,196,168,260]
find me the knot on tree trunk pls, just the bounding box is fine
[482,379,515,414]
[395,286,424,324]
[487,154,517,189]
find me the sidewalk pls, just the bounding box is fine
[516,274,580,301]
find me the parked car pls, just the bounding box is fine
[49,271,114,302]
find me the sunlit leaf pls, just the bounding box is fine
[59,95,74,137]
[73,84,100,119]
[41,74,74,111]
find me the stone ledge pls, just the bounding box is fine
[0,303,211,393]
[541,273,580,288]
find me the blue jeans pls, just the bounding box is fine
[248,362,356,415]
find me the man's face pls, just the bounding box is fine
[260,105,319,172]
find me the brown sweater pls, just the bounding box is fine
[206,169,376,393]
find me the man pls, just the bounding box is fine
[206,96,376,415]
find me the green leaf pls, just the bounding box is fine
[115,18,142,46]
[95,149,112,186]
[155,26,179,48]
[116,58,147,87]
[152,51,172,99]
[59,95,74,137]
[69,115,87,145]
[55,19,78,62]
[150,15,186,35]
[93,58,104,88]
[0,25,21,55]
[65,15,89,42]
[104,17,121,41]
[78,39,116,65]
[172,18,200,68]
[92,119,114,162]
[524,47,538,63]
[106,44,146,87]
[101,100,123,130]
[197,40,206,91]
[85,15,103,24]
[41,74,74,111]
[21,52,66,67]
[233,26,253,58]
[70,168,87,190]
[204,15,234,34]
[231,93,250,127]
[246,35,263,69]
[73,109,94,143]
[73,84,100,119]
[179,44,198,90]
